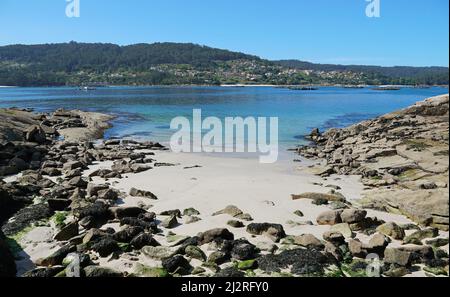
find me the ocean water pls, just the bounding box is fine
[0,86,448,148]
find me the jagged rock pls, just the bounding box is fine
[322,231,345,245]
[366,233,389,254]
[97,188,118,200]
[376,222,405,240]
[246,223,286,242]
[36,244,76,267]
[161,215,179,229]
[348,239,366,258]
[316,210,342,225]
[25,125,46,144]
[207,251,229,265]
[54,221,79,241]
[425,238,449,248]
[113,226,143,243]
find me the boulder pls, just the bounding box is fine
[246,223,286,242]
[184,245,206,261]
[25,125,46,144]
[212,205,243,217]
[54,221,79,241]
[91,237,120,257]
[130,233,160,249]
[340,209,367,224]
[197,228,234,245]
[330,223,354,238]
[84,266,122,277]
[384,248,412,266]
[161,215,179,229]
[316,210,342,225]
[161,255,192,274]
[376,222,405,240]
[403,228,439,244]
[231,239,258,260]
[141,246,177,260]
[292,234,324,249]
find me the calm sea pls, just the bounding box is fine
[0,86,448,148]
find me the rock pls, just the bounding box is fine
[110,207,146,219]
[231,239,257,260]
[141,246,177,260]
[113,226,144,243]
[256,242,278,253]
[340,209,367,224]
[384,248,412,266]
[348,239,366,258]
[130,233,160,249]
[54,221,79,241]
[183,208,200,216]
[425,237,449,248]
[312,198,329,205]
[366,233,389,253]
[207,251,229,265]
[86,183,109,197]
[185,245,206,261]
[84,266,122,277]
[292,192,346,202]
[212,205,243,217]
[91,237,120,257]
[162,255,192,274]
[191,267,206,275]
[97,188,118,201]
[120,217,157,233]
[198,228,234,245]
[376,222,406,240]
[160,209,182,218]
[397,245,434,264]
[25,125,46,144]
[214,267,245,277]
[294,210,304,217]
[68,176,87,188]
[330,223,354,238]
[185,216,202,224]
[246,223,286,242]
[74,203,110,221]
[316,210,342,225]
[322,231,346,245]
[129,187,158,200]
[36,244,76,267]
[257,248,334,276]
[132,263,169,277]
[329,201,349,210]
[403,228,439,244]
[292,234,324,249]
[161,215,179,229]
[227,220,244,228]
[383,266,410,277]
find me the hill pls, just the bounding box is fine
[0,42,448,86]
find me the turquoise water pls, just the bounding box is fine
[0,86,447,148]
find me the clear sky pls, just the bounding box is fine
[0,0,448,66]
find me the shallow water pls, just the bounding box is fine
[0,86,447,148]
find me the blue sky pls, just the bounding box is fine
[0,0,448,66]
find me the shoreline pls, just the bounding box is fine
[1,96,449,278]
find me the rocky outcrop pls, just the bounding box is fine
[298,94,449,230]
